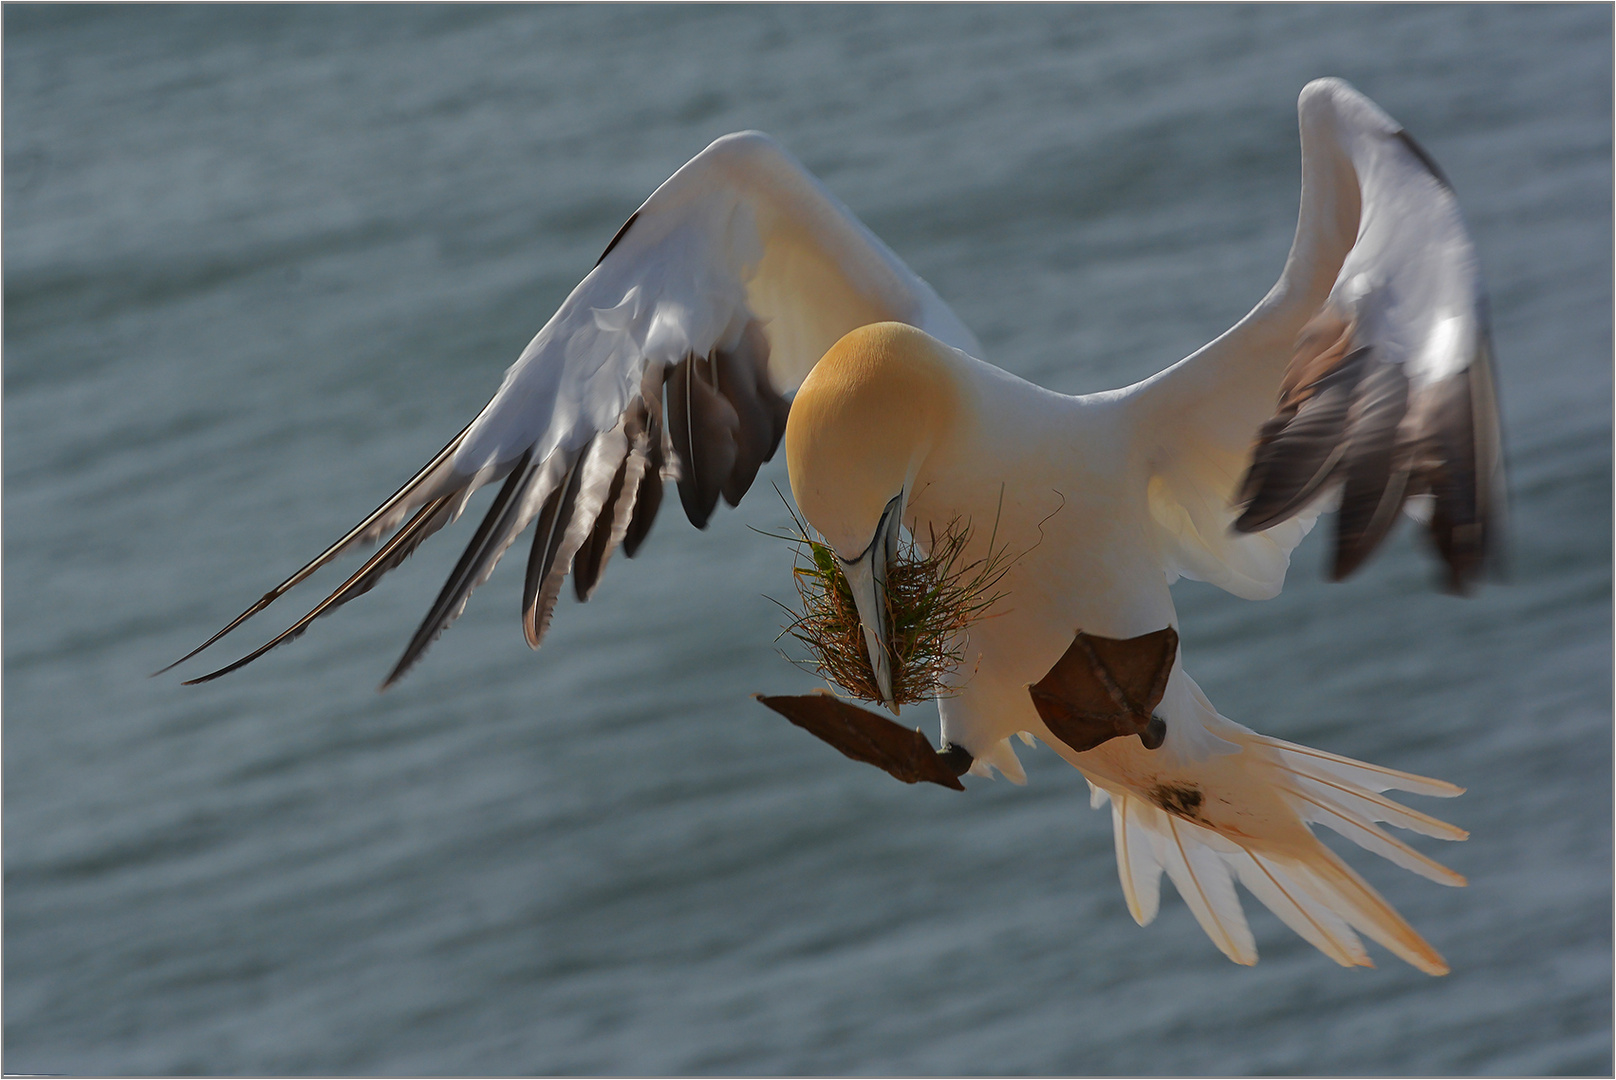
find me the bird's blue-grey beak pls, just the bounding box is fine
[837,493,904,714]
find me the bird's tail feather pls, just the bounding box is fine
[1089,733,1463,975]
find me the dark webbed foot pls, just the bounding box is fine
[1028,627,1178,753]
[755,692,971,790]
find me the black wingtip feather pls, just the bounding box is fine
[594,211,639,268]
[714,323,786,508]
[623,472,663,557]
[181,494,458,684]
[383,450,535,689]
[623,401,666,558]
[1416,356,1501,593]
[154,591,281,676]
[166,419,476,679]
[1393,129,1453,192]
[667,354,739,528]
[573,449,633,603]
[521,450,586,649]
[1234,350,1371,534]
[1239,325,1502,590]
[1328,359,1412,580]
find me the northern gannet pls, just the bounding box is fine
[166,79,1503,974]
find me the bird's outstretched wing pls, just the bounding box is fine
[167,132,980,687]
[1129,78,1504,597]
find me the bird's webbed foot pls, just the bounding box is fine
[1028,627,1178,753]
[755,692,972,791]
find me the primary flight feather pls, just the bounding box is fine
[167,79,1502,973]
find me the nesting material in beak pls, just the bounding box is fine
[772,502,1011,710]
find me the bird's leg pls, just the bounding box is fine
[1027,627,1178,754]
[755,692,970,790]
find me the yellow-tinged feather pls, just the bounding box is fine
[749,220,905,390]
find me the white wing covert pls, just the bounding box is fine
[170,131,979,686]
[1129,78,1504,598]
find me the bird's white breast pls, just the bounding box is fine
[902,356,1177,753]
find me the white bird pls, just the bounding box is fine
[168,79,1503,974]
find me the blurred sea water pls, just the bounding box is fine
[4,5,1611,1075]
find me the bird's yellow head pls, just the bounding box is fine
[785,322,967,558]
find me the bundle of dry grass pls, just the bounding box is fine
[770,504,1012,708]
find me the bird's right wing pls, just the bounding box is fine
[1125,78,1504,599]
[168,131,979,687]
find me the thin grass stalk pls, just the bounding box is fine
[768,500,1013,707]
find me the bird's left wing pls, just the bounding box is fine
[168,131,979,687]
[1125,78,1504,599]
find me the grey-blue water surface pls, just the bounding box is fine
[5,5,1611,1075]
